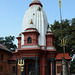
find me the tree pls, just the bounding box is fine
[0,36,17,51]
[51,18,75,56]
[70,60,75,73]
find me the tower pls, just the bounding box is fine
[21,0,48,47]
[16,0,56,75]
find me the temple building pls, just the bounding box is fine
[0,0,71,75]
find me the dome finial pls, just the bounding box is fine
[47,24,52,32]
[47,23,50,29]
[32,0,40,1]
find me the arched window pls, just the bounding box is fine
[27,37,32,43]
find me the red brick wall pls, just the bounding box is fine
[46,35,54,47]
[56,60,70,75]
[23,33,39,46]
[0,50,10,75]
[0,50,16,75]
[8,61,16,75]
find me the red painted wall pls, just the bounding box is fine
[0,50,11,75]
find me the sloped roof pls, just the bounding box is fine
[0,44,12,53]
[56,53,71,60]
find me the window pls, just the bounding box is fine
[1,54,3,61]
[27,37,32,43]
[0,66,3,71]
[12,66,15,73]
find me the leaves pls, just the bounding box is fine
[51,18,75,56]
[70,60,75,73]
[0,36,17,51]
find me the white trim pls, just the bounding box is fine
[24,30,37,32]
[21,45,40,48]
[46,47,55,50]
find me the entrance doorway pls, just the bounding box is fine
[26,60,35,75]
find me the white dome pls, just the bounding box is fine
[22,2,48,46]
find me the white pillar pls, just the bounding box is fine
[62,57,68,75]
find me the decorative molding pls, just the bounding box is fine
[46,47,56,50]
[30,19,33,24]
[29,3,43,7]
[21,45,40,48]
[22,57,39,60]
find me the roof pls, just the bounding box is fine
[0,44,12,53]
[56,53,71,60]
[30,0,43,7]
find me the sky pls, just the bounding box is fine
[0,0,75,45]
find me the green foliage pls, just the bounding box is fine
[51,18,75,56]
[70,60,75,73]
[0,36,17,51]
